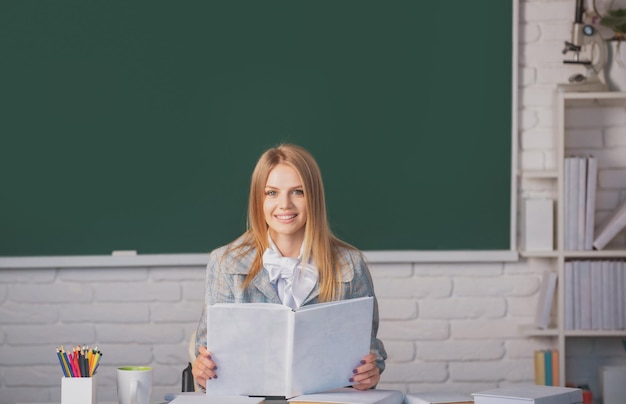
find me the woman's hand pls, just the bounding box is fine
[191,346,218,389]
[350,352,380,390]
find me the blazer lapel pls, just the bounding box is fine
[251,269,282,304]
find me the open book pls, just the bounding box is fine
[205,296,374,398]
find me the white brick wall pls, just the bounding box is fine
[3,1,626,403]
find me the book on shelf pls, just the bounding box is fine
[534,350,559,386]
[404,392,473,404]
[562,259,626,331]
[534,271,557,329]
[564,157,577,250]
[584,157,598,250]
[577,156,586,250]
[593,197,626,250]
[204,296,373,398]
[564,262,574,330]
[472,385,582,404]
[524,199,554,251]
[288,388,404,404]
[564,156,598,251]
[579,261,591,330]
[534,350,545,385]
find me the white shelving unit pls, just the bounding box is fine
[521,91,626,388]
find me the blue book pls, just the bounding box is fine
[544,350,553,386]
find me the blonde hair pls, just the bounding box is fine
[231,143,353,302]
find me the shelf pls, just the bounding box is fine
[520,324,558,337]
[519,250,626,258]
[563,330,626,337]
[563,250,626,258]
[521,325,626,338]
[524,91,626,388]
[519,170,558,179]
[519,250,558,258]
[561,91,626,100]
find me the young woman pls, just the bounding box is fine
[192,143,386,391]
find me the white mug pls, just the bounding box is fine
[117,366,152,404]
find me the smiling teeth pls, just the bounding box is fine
[276,215,296,220]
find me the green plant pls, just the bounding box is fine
[594,0,626,39]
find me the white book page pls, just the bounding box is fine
[205,303,290,396]
[289,296,373,397]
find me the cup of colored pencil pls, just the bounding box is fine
[56,345,102,378]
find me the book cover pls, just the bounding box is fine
[563,157,570,250]
[551,350,560,387]
[601,261,613,330]
[544,350,553,386]
[169,394,264,404]
[404,392,473,404]
[288,388,404,404]
[534,350,545,385]
[205,296,373,398]
[579,261,591,330]
[534,271,557,329]
[577,156,587,250]
[593,198,626,250]
[564,262,574,330]
[584,157,598,250]
[591,261,603,330]
[472,385,582,404]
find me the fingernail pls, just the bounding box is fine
[206,354,212,360]
[360,360,366,365]
[352,369,358,374]
[212,366,218,370]
[214,375,218,379]
[349,377,354,382]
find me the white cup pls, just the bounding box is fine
[116,366,152,404]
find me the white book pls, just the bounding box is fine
[590,260,603,330]
[577,156,587,250]
[564,157,574,250]
[564,261,575,330]
[169,394,264,404]
[593,198,626,250]
[622,262,626,329]
[288,388,404,404]
[205,296,373,398]
[615,261,624,330]
[573,261,581,330]
[472,385,582,404]
[601,261,612,330]
[578,261,592,329]
[534,271,557,329]
[524,199,554,251]
[583,156,598,250]
[404,392,474,404]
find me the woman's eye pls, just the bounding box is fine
[265,190,277,196]
[292,189,304,196]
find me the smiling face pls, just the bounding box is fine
[263,163,307,251]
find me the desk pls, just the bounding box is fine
[17,399,288,404]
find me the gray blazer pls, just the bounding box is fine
[195,242,387,372]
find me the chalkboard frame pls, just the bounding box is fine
[0,1,519,259]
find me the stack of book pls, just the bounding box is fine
[534,349,559,386]
[472,385,582,404]
[564,260,626,330]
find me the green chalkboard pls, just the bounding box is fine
[0,1,512,256]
